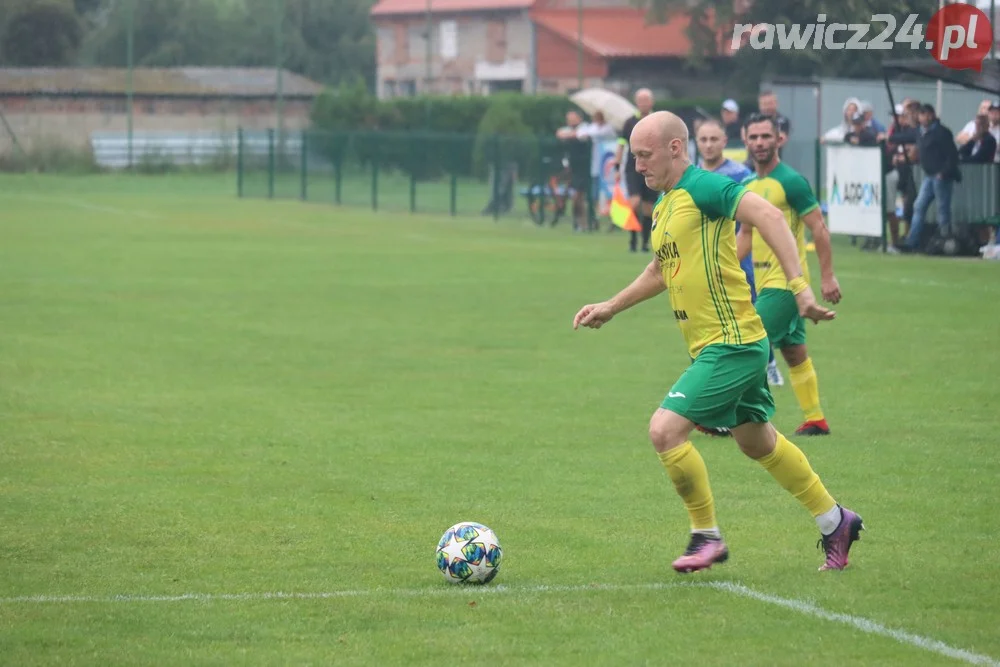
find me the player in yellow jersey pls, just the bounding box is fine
[737,114,841,436]
[572,111,863,573]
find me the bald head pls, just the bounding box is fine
[635,88,654,115]
[629,111,691,193]
[633,110,689,147]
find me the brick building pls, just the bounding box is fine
[370,0,736,99]
[0,67,323,154]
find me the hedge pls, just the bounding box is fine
[307,80,758,180]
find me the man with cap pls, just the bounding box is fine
[859,100,887,140]
[721,99,742,143]
[845,110,878,146]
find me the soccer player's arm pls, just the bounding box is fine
[573,259,665,330]
[787,175,840,304]
[736,222,752,261]
[733,191,835,323]
[732,172,754,261]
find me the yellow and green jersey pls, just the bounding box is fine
[651,165,767,359]
[740,162,820,291]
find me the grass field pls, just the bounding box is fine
[1,172,999,666]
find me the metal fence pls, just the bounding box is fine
[235,128,1000,231]
[235,128,605,224]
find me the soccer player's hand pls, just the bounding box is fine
[573,302,615,330]
[794,289,836,324]
[821,276,842,304]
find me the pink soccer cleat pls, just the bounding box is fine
[818,506,865,571]
[672,533,729,573]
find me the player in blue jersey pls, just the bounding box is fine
[693,120,783,437]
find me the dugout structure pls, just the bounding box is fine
[876,55,1000,255]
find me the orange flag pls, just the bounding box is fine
[609,183,641,232]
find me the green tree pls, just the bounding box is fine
[634,0,940,93]
[2,0,83,65]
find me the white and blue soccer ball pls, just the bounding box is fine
[436,521,503,584]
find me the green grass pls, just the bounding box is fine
[1,172,999,666]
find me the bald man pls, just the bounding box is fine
[614,88,657,253]
[573,111,863,574]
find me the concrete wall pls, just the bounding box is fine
[0,96,313,154]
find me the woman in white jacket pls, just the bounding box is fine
[822,97,862,144]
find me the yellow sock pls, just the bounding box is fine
[789,357,825,422]
[758,432,837,517]
[658,442,717,530]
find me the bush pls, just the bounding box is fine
[0,140,99,174]
[472,100,539,180]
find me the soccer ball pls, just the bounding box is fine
[436,521,503,584]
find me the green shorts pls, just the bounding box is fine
[661,338,775,429]
[755,287,807,349]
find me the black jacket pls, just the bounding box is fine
[918,120,961,181]
[958,133,997,163]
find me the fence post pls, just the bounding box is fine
[409,137,418,214]
[371,134,379,211]
[538,147,547,225]
[267,128,275,199]
[300,129,308,201]
[450,172,457,217]
[879,140,887,253]
[492,134,501,222]
[814,138,821,202]
[334,134,343,205]
[236,127,244,198]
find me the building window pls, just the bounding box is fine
[439,20,457,60]
[408,25,428,62]
[397,80,416,97]
[377,27,395,62]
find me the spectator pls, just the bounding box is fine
[757,89,790,138]
[822,97,861,143]
[955,99,993,145]
[556,110,594,233]
[898,100,923,231]
[958,114,997,163]
[884,103,919,250]
[860,100,887,140]
[844,111,878,146]
[721,98,742,143]
[571,110,617,227]
[989,102,1000,161]
[898,104,961,253]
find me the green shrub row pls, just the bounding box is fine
[307,80,758,180]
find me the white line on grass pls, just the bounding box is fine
[702,582,999,666]
[0,193,164,219]
[1,581,995,666]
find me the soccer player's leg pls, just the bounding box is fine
[731,378,864,571]
[755,289,827,434]
[650,345,762,573]
[655,349,747,573]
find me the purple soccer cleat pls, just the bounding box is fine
[672,533,729,574]
[818,506,864,571]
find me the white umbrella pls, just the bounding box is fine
[569,88,638,131]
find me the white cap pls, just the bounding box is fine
[893,103,904,114]
[722,99,739,113]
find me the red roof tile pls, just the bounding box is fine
[531,8,734,58]
[371,0,534,17]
